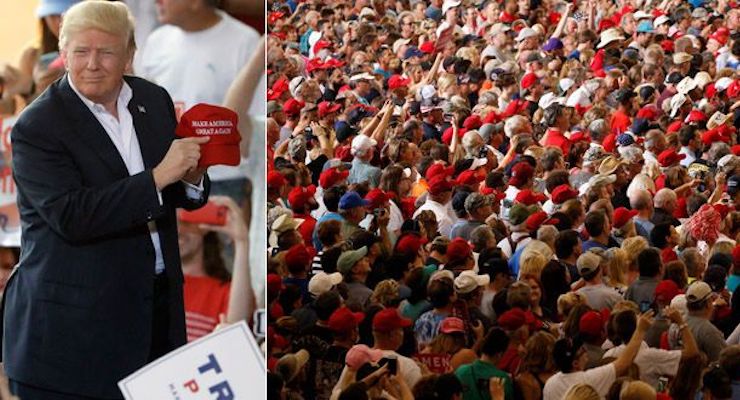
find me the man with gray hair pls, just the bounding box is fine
[450,193,493,241]
[347,135,382,187]
[643,129,667,179]
[588,119,608,151]
[4,1,212,397]
[652,188,680,226]
[503,114,532,138]
[630,189,655,239]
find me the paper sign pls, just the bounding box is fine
[118,321,265,399]
[435,26,454,53]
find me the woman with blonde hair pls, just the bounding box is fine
[556,292,587,321]
[514,332,557,400]
[620,236,648,284]
[519,252,548,282]
[619,381,656,400]
[563,383,600,400]
[604,248,629,295]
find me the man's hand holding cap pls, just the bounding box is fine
[175,103,243,168]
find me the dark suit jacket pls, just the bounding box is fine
[1,75,209,398]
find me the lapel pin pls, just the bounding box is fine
[138,105,146,113]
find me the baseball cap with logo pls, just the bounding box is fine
[439,317,465,334]
[328,306,364,333]
[175,104,242,167]
[309,272,343,297]
[685,281,712,304]
[454,270,490,293]
[319,167,350,189]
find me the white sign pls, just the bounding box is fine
[118,321,265,400]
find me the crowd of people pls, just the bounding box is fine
[0,0,263,344]
[265,0,740,398]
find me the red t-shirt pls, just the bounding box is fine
[610,110,631,135]
[543,128,572,156]
[294,213,317,246]
[184,275,231,342]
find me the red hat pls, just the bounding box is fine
[660,40,674,53]
[657,149,686,167]
[324,58,346,69]
[515,189,547,206]
[428,175,454,195]
[313,39,331,55]
[283,98,306,117]
[551,184,579,204]
[481,187,506,201]
[654,280,681,303]
[425,163,455,180]
[579,310,607,337]
[446,238,472,263]
[288,185,317,210]
[637,106,658,120]
[709,31,729,46]
[267,273,284,297]
[503,99,528,118]
[419,41,435,54]
[666,120,683,134]
[497,308,542,331]
[372,308,412,332]
[548,11,562,24]
[306,58,326,73]
[661,247,678,263]
[526,211,559,231]
[328,306,365,333]
[318,101,342,118]
[685,110,707,124]
[463,115,483,130]
[705,83,717,99]
[268,170,287,189]
[728,80,740,98]
[456,170,484,187]
[613,207,638,229]
[509,162,534,187]
[702,128,731,146]
[272,77,289,94]
[365,188,390,209]
[285,244,313,270]
[483,111,502,124]
[441,126,468,145]
[388,75,411,90]
[521,73,538,90]
[268,11,285,25]
[439,317,465,334]
[319,167,349,189]
[569,131,589,143]
[598,19,617,31]
[733,145,740,156]
[395,234,428,255]
[175,104,242,167]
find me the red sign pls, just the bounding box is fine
[435,26,454,54]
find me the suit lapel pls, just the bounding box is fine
[126,82,162,170]
[57,76,129,178]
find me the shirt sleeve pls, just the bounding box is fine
[644,347,682,378]
[584,363,617,397]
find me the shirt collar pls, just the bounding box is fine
[68,74,132,115]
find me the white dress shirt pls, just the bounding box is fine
[69,78,203,274]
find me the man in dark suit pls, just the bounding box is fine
[1,2,211,398]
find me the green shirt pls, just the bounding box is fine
[455,360,514,400]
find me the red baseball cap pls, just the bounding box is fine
[176,104,242,167]
[613,207,638,229]
[463,115,483,130]
[446,237,472,263]
[481,187,506,201]
[685,110,707,124]
[372,308,412,332]
[319,167,349,189]
[441,126,468,145]
[318,101,342,118]
[288,185,317,210]
[661,247,678,263]
[579,310,608,337]
[388,75,411,90]
[425,163,455,180]
[419,41,435,54]
[525,211,559,231]
[515,189,547,206]
[283,98,305,117]
[267,273,284,297]
[521,73,538,90]
[701,128,731,146]
[268,170,287,189]
[439,317,465,334]
[365,188,390,209]
[285,244,313,271]
[551,184,578,204]
[313,40,332,55]
[456,170,484,187]
[395,234,428,255]
[306,58,326,73]
[509,162,534,187]
[428,175,454,195]
[657,149,686,167]
[328,306,365,333]
[654,279,681,303]
[569,131,589,143]
[666,120,683,134]
[497,308,542,331]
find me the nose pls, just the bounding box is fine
[86,51,100,70]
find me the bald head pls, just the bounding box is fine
[654,188,677,212]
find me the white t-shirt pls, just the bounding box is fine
[602,341,681,388]
[413,199,457,237]
[330,350,421,400]
[543,364,616,400]
[136,11,261,181]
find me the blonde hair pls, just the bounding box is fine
[605,248,629,288]
[563,383,600,400]
[371,280,400,307]
[59,0,135,53]
[620,381,657,400]
[711,241,734,258]
[557,292,587,317]
[519,252,548,281]
[621,236,648,272]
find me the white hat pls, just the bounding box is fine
[716,77,733,92]
[289,76,307,98]
[454,270,490,294]
[515,27,538,42]
[489,23,510,36]
[308,272,343,297]
[308,31,323,49]
[442,0,461,14]
[718,154,736,170]
[653,15,670,28]
[579,174,616,196]
[566,87,591,107]
[359,7,377,18]
[538,92,565,109]
[269,214,304,247]
[351,135,378,156]
[676,77,697,95]
[420,84,437,100]
[686,281,713,303]
[583,78,603,94]
[633,10,652,20]
[469,157,488,170]
[428,269,455,288]
[707,111,732,130]
[349,72,376,82]
[392,38,411,54]
[597,29,625,49]
[559,78,575,93]
[693,71,712,90]
[669,93,688,118]
[672,52,692,65]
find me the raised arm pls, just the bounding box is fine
[612,311,654,376]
